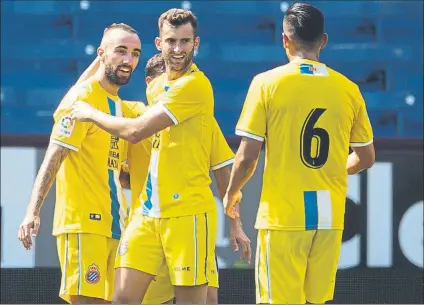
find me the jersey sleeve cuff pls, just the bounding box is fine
[211,158,235,171]
[160,104,179,125]
[350,139,373,147]
[235,129,265,142]
[50,139,79,151]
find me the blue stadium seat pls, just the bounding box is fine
[1,105,54,134]
[379,18,423,44]
[75,13,158,45]
[1,14,73,44]
[25,88,68,108]
[1,87,18,106]
[198,15,277,44]
[308,1,379,18]
[190,1,282,16]
[378,1,424,18]
[2,40,85,60]
[75,1,182,14]
[1,0,79,14]
[326,18,377,43]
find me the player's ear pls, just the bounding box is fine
[145,76,153,85]
[320,33,328,50]
[194,36,200,51]
[97,47,105,61]
[155,37,162,51]
[282,33,289,49]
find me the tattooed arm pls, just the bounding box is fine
[18,143,69,250]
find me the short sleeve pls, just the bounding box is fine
[50,86,92,151]
[235,75,267,142]
[159,76,206,125]
[350,88,374,147]
[210,119,235,170]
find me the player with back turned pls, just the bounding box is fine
[224,3,375,304]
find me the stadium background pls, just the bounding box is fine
[0,0,423,303]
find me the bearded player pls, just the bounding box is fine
[18,23,141,304]
[71,9,238,303]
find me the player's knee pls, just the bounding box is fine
[206,287,218,304]
[69,295,105,304]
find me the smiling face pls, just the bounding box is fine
[155,9,199,77]
[157,22,198,73]
[98,28,142,86]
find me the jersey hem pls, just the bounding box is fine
[254,225,344,231]
[50,139,79,151]
[350,139,373,147]
[144,204,216,219]
[52,228,119,239]
[160,104,179,125]
[211,158,235,170]
[235,129,264,142]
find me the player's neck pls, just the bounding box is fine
[93,70,119,96]
[166,61,193,81]
[290,52,320,63]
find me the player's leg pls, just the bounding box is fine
[104,237,120,303]
[207,287,218,304]
[304,230,343,304]
[162,208,217,304]
[255,230,315,304]
[206,246,220,303]
[143,261,175,304]
[113,213,164,303]
[56,233,109,304]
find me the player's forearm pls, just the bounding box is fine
[214,167,231,200]
[226,157,257,196]
[346,151,371,175]
[26,143,69,216]
[88,109,137,141]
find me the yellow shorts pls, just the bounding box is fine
[256,229,343,304]
[116,208,217,287]
[143,251,219,304]
[56,233,119,303]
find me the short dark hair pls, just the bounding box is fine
[104,23,138,35]
[158,8,198,36]
[145,53,165,78]
[283,3,324,48]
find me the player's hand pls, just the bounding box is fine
[17,214,40,250]
[229,216,251,264]
[70,101,95,122]
[223,190,242,219]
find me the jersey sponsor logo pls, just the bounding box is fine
[108,136,120,170]
[173,266,191,272]
[89,213,101,221]
[57,115,74,137]
[300,63,329,76]
[85,264,101,284]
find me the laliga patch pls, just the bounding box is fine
[57,115,74,138]
[118,241,128,256]
[85,264,101,284]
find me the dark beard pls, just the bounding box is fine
[166,47,195,72]
[105,64,132,86]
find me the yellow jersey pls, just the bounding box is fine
[121,101,152,221]
[139,63,216,218]
[236,59,374,231]
[50,79,128,239]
